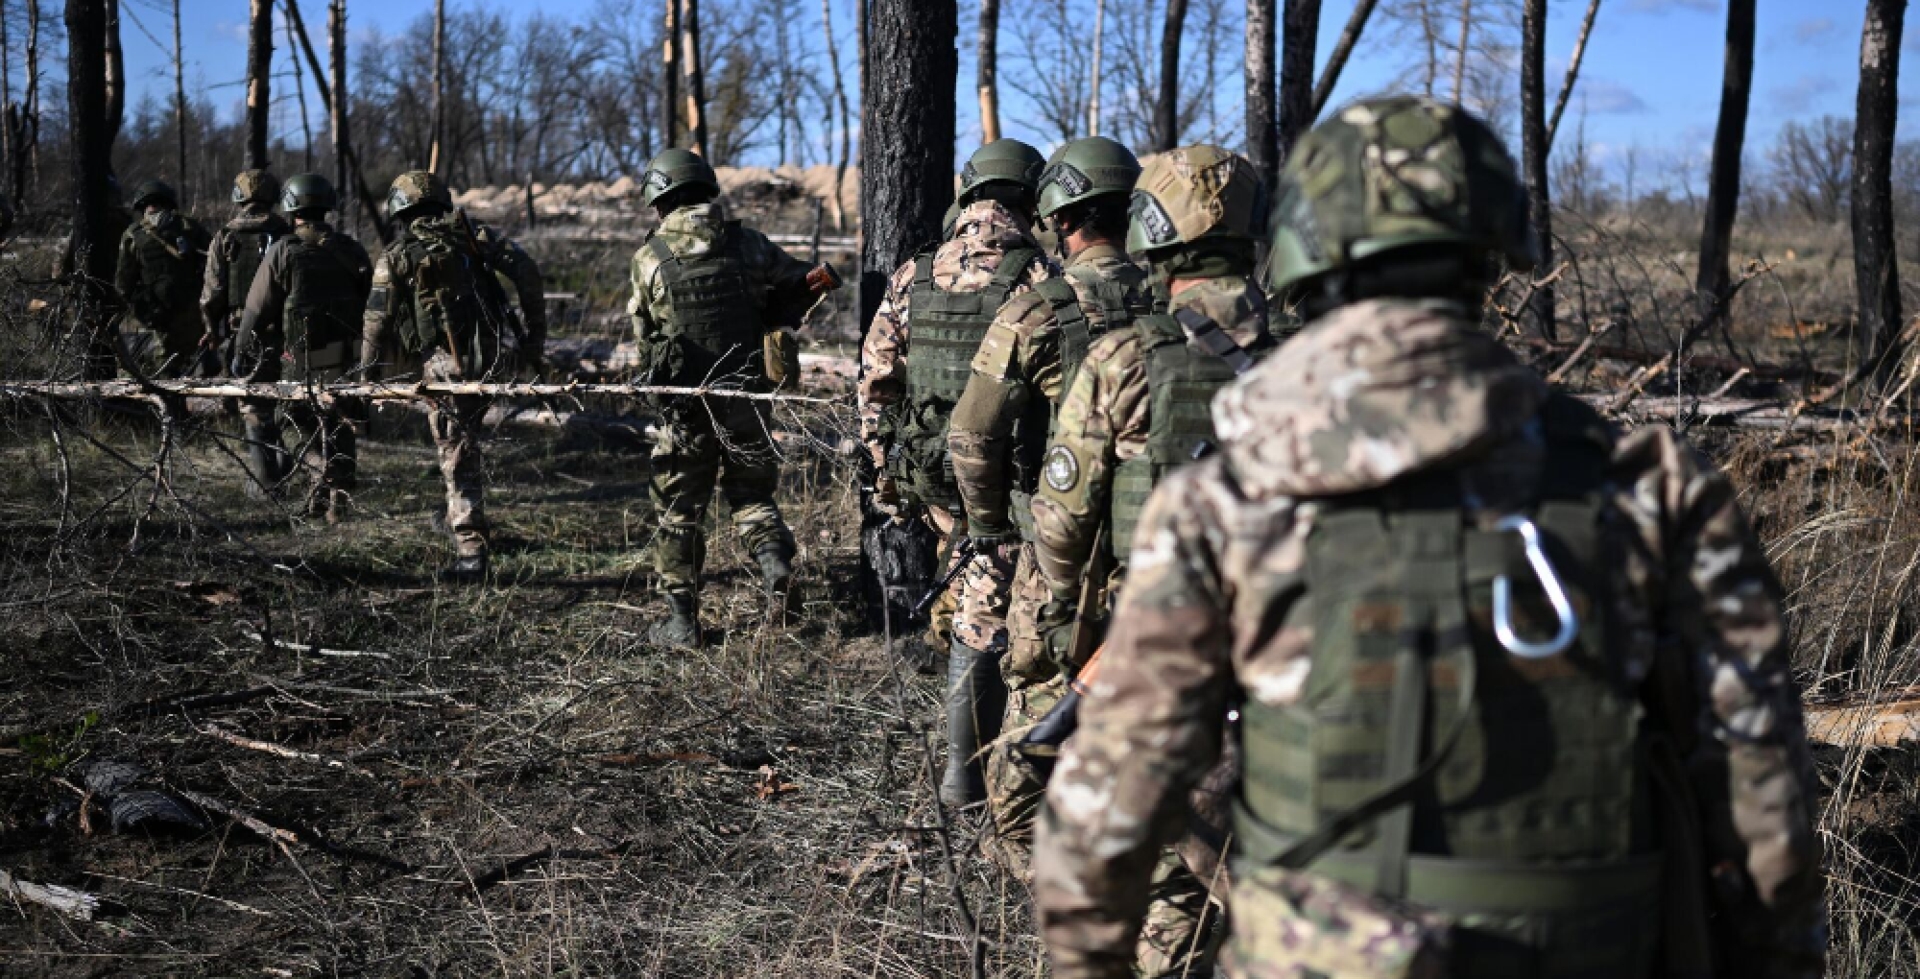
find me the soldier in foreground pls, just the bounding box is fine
[361,171,538,582]
[231,174,373,522]
[201,170,293,496]
[859,138,1057,806]
[116,179,212,377]
[628,149,841,647]
[1034,97,1825,979]
[1011,143,1273,976]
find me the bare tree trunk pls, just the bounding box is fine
[1452,0,1471,103]
[103,0,122,146]
[663,0,679,148]
[1520,0,1554,339]
[1088,0,1105,136]
[172,0,187,190]
[1313,0,1376,115]
[2,4,12,198]
[289,0,387,240]
[66,0,116,377]
[246,0,272,170]
[284,10,312,171]
[1690,0,1753,350]
[1418,0,1436,96]
[861,0,954,328]
[1856,0,1907,386]
[1245,0,1276,186]
[1154,0,1189,152]
[24,0,39,197]
[1277,0,1320,160]
[681,0,708,158]
[428,0,444,174]
[1546,0,1603,150]
[977,0,1000,143]
[821,0,851,230]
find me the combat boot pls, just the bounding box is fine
[754,544,793,597]
[940,639,1008,807]
[243,421,287,500]
[440,551,489,585]
[649,592,702,649]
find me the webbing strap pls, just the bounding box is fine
[1172,307,1256,375]
[1376,634,1426,899]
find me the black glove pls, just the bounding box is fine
[968,522,1016,550]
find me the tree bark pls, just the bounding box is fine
[662,0,678,148]
[1452,0,1471,103]
[103,0,122,146]
[1089,0,1105,136]
[24,0,39,197]
[1312,0,1377,116]
[172,0,187,190]
[428,0,444,174]
[1520,0,1554,339]
[1154,0,1189,152]
[1545,0,1603,150]
[1245,0,1276,187]
[284,10,312,171]
[2,4,12,196]
[821,0,851,230]
[1690,0,1754,350]
[860,0,955,329]
[977,0,1001,143]
[1856,0,1907,386]
[65,0,116,377]
[1276,0,1320,160]
[681,0,708,157]
[246,0,272,170]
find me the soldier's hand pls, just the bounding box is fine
[872,472,901,510]
[806,263,841,294]
[1037,599,1078,671]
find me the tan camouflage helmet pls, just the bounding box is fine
[1125,145,1265,255]
[1267,95,1538,296]
[641,148,720,207]
[231,169,281,207]
[386,170,453,220]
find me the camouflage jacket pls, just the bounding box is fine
[1029,274,1269,601]
[235,220,374,380]
[114,208,212,326]
[858,199,1057,470]
[1032,300,1826,979]
[626,200,816,346]
[474,222,548,350]
[200,207,292,336]
[362,215,546,372]
[950,243,1147,534]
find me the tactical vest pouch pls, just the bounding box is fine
[764,328,800,391]
[647,233,763,386]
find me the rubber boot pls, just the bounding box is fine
[649,591,702,649]
[940,639,1008,808]
[754,545,794,597]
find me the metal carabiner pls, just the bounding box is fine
[1491,515,1580,659]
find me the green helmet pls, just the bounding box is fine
[1266,95,1538,297]
[130,179,178,210]
[1038,136,1141,219]
[280,173,338,216]
[231,169,280,207]
[958,138,1045,203]
[1125,145,1264,255]
[641,148,720,207]
[386,170,452,220]
[940,200,962,239]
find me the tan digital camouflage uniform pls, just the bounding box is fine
[858,199,1057,651]
[627,200,817,599]
[1033,300,1826,979]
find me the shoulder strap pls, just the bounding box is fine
[987,246,1039,292]
[911,250,937,289]
[1171,307,1257,376]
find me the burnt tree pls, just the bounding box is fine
[821,0,851,229]
[978,0,1001,143]
[1246,0,1276,187]
[1856,0,1908,385]
[663,0,679,147]
[681,0,708,157]
[1313,0,1378,116]
[1691,0,1754,350]
[1277,0,1321,159]
[103,0,122,145]
[428,0,444,173]
[1520,0,1554,340]
[66,0,117,377]
[246,0,272,170]
[1154,0,1189,151]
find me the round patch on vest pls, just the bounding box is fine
[1043,445,1080,492]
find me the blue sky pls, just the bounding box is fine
[127,0,1894,183]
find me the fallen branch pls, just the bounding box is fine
[0,378,841,406]
[0,869,102,921]
[197,724,372,777]
[239,628,392,661]
[1591,393,1920,434]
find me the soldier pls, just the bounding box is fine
[1004,143,1273,976]
[1033,97,1826,979]
[116,179,212,377]
[859,138,1057,806]
[628,149,841,647]
[202,169,293,496]
[231,174,374,521]
[360,171,538,582]
[946,136,1149,850]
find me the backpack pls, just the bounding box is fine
[389,217,517,377]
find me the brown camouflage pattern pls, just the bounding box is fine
[1033,300,1826,979]
[856,199,1056,470]
[1030,274,1269,603]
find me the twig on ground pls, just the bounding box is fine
[0,868,103,921]
[196,723,373,778]
[238,628,393,661]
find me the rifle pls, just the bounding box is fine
[910,536,978,622]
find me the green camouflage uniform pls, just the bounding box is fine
[858,199,1058,651]
[1032,300,1827,979]
[203,204,294,492]
[116,208,213,375]
[627,200,817,601]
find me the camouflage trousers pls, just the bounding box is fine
[1002,542,1052,683]
[425,351,492,557]
[649,395,795,600]
[240,396,361,505]
[986,679,1221,979]
[945,517,1019,654]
